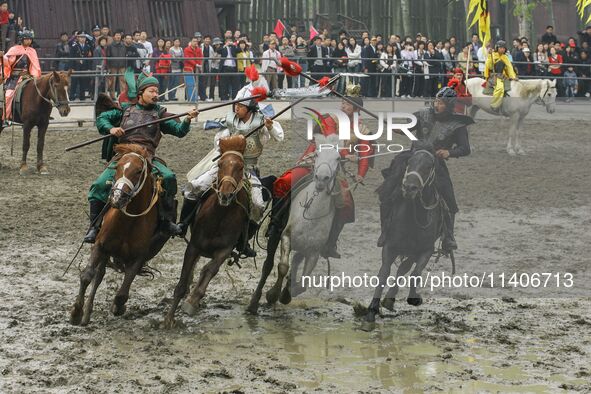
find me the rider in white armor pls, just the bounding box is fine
[178,75,283,256]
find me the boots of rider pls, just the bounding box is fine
[177,197,199,237]
[265,196,289,238]
[83,199,106,243]
[237,220,258,258]
[442,212,457,252]
[321,215,346,259]
[159,194,183,236]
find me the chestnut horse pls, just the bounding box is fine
[164,135,249,328]
[1,71,71,174]
[70,144,169,326]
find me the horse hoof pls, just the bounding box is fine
[70,306,82,326]
[517,149,526,156]
[381,298,395,311]
[279,287,292,305]
[111,303,126,316]
[181,300,198,316]
[19,164,28,176]
[407,296,423,306]
[163,316,177,329]
[291,282,306,297]
[360,321,376,332]
[507,148,516,156]
[265,288,280,305]
[37,165,49,175]
[246,302,259,315]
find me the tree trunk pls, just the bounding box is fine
[515,0,529,38]
[447,0,455,39]
[546,0,555,31]
[401,0,411,36]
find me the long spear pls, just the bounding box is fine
[65,93,267,152]
[210,75,341,162]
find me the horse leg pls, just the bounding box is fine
[365,245,398,323]
[36,122,49,174]
[515,115,526,155]
[164,243,200,328]
[20,125,32,175]
[111,259,144,316]
[507,113,519,156]
[266,233,291,305]
[70,246,104,325]
[246,229,283,315]
[80,255,108,326]
[183,248,231,315]
[287,252,305,298]
[407,251,433,306]
[468,105,479,119]
[382,256,415,311]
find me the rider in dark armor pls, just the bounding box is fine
[377,86,473,252]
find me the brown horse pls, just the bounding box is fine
[1,71,71,175]
[70,144,168,326]
[164,135,249,329]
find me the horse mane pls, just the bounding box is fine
[516,80,543,97]
[219,135,246,154]
[411,140,434,153]
[114,143,149,158]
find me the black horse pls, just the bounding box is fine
[365,142,445,323]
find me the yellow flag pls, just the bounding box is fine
[467,0,491,45]
[576,0,591,23]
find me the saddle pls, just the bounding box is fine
[482,76,511,96]
[1,77,33,123]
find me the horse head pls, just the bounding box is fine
[402,141,436,200]
[216,135,246,206]
[540,79,557,114]
[109,144,150,209]
[50,70,71,117]
[313,134,341,194]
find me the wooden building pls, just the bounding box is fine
[9,0,221,55]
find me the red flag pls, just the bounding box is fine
[274,19,286,38]
[309,25,319,41]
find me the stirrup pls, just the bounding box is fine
[83,227,99,244]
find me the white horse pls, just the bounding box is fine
[265,134,342,305]
[465,78,557,156]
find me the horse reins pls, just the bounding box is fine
[112,152,160,217]
[212,150,245,204]
[33,74,69,110]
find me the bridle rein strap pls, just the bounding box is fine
[214,150,245,198]
[112,152,160,217]
[33,74,69,109]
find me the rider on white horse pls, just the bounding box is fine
[484,40,518,113]
[179,75,284,257]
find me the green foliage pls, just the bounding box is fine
[499,0,551,22]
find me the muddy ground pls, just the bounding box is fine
[0,114,590,393]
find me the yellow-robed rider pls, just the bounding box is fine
[484,40,517,111]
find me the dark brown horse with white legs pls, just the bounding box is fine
[164,135,249,329]
[70,144,169,326]
[1,71,71,175]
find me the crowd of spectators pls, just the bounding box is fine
[49,21,591,101]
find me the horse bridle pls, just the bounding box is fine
[301,157,340,221]
[111,153,159,217]
[402,149,436,191]
[213,150,245,204]
[34,74,69,110]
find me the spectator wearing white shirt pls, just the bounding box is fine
[346,37,362,83]
[379,44,398,97]
[477,41,491,74]
[262,40,281,90]
[399,42,416,98]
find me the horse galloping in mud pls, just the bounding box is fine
[465,78,556,156]
[70,144,169,326]
[253,134,341,309]
[164,135,250,328]
[1,71,71,174]
[365,142,445,324]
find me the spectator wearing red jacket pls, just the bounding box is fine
[183,36,203,101]
[0,2,10,51]
[153,38,172,98]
